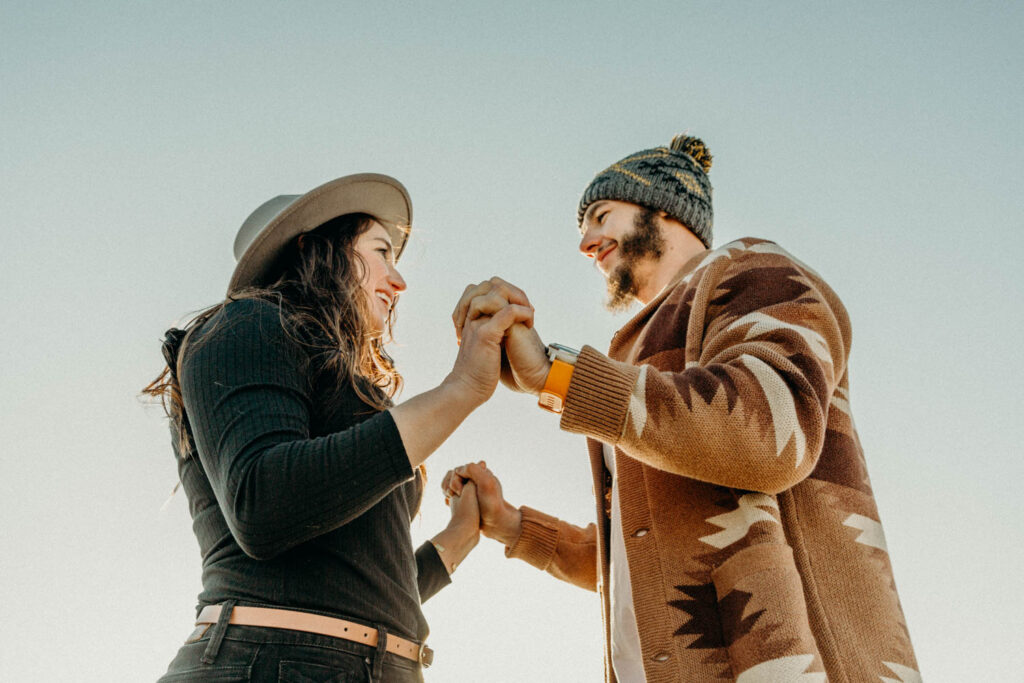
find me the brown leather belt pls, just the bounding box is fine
[195,605,433,668]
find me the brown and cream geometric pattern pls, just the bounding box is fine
[509,238,919,682]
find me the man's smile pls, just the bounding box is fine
[596,242,617,271]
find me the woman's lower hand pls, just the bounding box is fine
[447,480,481,538]
[432,481,481,575]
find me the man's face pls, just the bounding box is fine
[579,200,665,311]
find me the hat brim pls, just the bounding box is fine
[227,173,412,295]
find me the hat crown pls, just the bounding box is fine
[233,195,300,261]
[226,173,412,295]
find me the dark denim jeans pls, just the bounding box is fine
[159,607,424,682]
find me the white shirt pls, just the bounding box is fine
[603,443,646,682]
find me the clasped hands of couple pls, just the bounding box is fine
[438,275,556,557]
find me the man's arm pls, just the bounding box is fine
[506,506,598,592]
[561,244,848,494]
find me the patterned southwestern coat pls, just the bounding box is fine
[506,238,919,682]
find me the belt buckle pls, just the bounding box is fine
[418,643,434,668]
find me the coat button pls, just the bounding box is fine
[652,652,671,662]
[632,528,649,538]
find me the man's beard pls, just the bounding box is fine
[606,209,664,311]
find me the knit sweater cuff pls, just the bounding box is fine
[559,345,639,443]
[505,505,560,570]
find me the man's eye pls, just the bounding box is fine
[597,211,609,224]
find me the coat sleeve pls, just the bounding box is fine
[559,244,849,495]
[179,298,414,560]
[504,506,598,592]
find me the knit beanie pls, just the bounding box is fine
[577,134,714,248]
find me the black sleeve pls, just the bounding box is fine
[179,299,414,560]
[414,541,452,603]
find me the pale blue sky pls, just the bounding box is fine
[2,2,1021,680]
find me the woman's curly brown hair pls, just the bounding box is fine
[142,213,404,459]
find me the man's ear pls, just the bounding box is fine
[656,211,689,232]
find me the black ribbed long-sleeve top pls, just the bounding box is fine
[175,298,449,642]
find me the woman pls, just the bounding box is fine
[145,174,530,682]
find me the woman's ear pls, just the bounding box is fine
[296,234,307,249]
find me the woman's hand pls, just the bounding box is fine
[431,481,481,575]
[447,480,481,537]
[444,297,534,408]
[453,278,550,395]
[442,461,522,547]
[388,285,532,471]
[452,277,534,343]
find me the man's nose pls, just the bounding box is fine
[579,227,602,257]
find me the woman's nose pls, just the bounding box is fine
[388,265,407,292]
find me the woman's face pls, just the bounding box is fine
[353,221,406,333]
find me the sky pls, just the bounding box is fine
[1,2,1022,680]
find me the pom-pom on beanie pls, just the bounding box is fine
[577,134,714,248]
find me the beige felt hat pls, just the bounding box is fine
[228,173,412,295]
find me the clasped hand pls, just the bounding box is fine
[452,277,550,396]
[445,278,536,407]
[442,461,521,547]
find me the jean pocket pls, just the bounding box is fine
[158,638,256,682]
[159,669,250,683]
[278,657,364,682]
[709,543,824,679]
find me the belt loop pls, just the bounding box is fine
[201,600,236,665]
[370,623,388,681]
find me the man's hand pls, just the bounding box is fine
[442,461,522,547]
[453,277,550,395]
[504,323,550,396]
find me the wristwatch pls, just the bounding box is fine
[538,343,579,414]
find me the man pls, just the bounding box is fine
[446,134,919,682]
